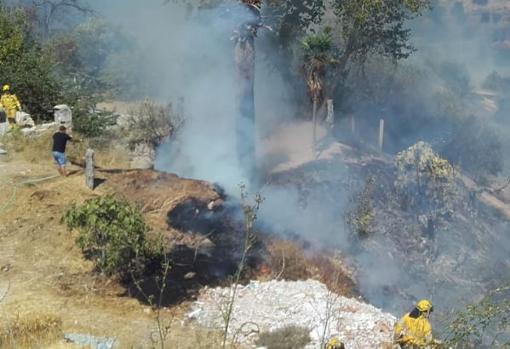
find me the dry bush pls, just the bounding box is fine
[266,239,356,297]
[266,239,310,281]
[255,325,311,349]
[0,312,62,349]
[123,100,183,149]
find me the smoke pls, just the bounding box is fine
[88,0,510,318]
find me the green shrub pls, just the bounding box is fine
[62,196,161,279]
[255,325,311,349]
[348,176,376,238]
[440,287,510,348]
[71,98,117,139]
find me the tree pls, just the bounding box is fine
[234,1,263,179]
[325,0,430,98]
[0,3,62,120]
[29,0,93,38]
[301,29,334,150]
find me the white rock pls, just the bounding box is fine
[188,280,396,349]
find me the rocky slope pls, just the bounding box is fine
[189,280,395,349]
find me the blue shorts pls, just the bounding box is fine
[52,151,66,166]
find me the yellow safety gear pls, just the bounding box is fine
[394,313,433,348]
[416,299,433,313]
[325,338,345,349]
[2,84,10,92]
[1,92,21,119]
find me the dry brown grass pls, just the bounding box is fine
[1,129,54,164]
[265,239,357,297]
[0,127,130,171]
[0,312,62,349]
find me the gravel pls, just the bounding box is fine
[188,280,396,349]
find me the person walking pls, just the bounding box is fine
[52,126,73,176]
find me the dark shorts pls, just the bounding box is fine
[52,151,66,166]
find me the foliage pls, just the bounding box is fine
[348,176,375,238]
[0,4,63,121]
[13,0,93,38]
[332,0,430,65]
[255,325,311,349]
[47,18,145,99]
[71,98,117,138]
[394,142,457,219]
[62,196,162,279]
[441,117,503,180]
[123,100,183,149]
[301,28,334,102]
[440,286,510,348]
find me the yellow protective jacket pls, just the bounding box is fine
[1,93,21,119]
[394,312,432,348]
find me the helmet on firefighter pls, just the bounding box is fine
[2,85,10,92]
[325,338,345,349]
[416,299,433,313]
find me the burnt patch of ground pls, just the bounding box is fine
[106,170,265,306]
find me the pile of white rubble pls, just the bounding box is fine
[188,280,396,349]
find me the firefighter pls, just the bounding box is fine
[1,85,21,128]
[394,299,434,349]
[325,338,345,349]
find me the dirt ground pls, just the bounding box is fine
[0,142,223,348]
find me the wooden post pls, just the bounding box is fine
[351,115,356,134]
[85,148,95,190]
[379,119,385,152]
[326,99,334,129]
[312,95,318,153]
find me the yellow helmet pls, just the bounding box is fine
[325,338,345,349]
[416,299,433,312]
[2,85,10,92]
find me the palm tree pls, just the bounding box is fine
[302,29,333,153]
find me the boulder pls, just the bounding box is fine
[15,111,35,128]
[53,104,72,128]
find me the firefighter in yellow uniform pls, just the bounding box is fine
[1,85,21,128]
[325,338,345,349]
[394,299,434,348]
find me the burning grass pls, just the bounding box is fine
[0,312,62,349]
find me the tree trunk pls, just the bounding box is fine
[234,34,256,181]
[312,94,318,154]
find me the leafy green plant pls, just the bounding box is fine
[71,99,117,139]
[62,196,160,279]
[348,176,376,238]
[440,286,510,348]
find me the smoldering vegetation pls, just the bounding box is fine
[81,0,510,317]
